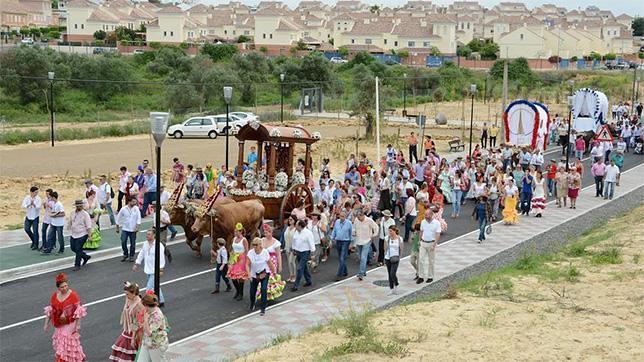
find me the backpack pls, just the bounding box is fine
[109,184,115,199]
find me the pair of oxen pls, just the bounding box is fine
[167,194,265,257]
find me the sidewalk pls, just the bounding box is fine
[167,163,644,361]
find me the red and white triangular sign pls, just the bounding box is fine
[595,125,613,142]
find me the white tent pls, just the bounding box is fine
[571,88,609,132]
[503,100,550,150]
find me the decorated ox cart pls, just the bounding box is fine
[503,100,551,151]
[226,122,321,224]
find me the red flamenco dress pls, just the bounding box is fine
[44,290,87,362]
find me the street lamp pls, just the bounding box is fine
[149,111,169,300]
[48,71,55,147]
[224,86,233,169]
[565,79,574,171]
[280,73,285,124]
[403,73,407,117]
[468,84,477,158]
[632,67,638,116]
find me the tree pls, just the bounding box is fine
[73,55,135,101]
[350,64,376,138]
[397,50,409,64]
[51,0,59,9]
[589,51,601,61]
[632,17,644,37]
[231,52,269,104]
[480,41,499,60]
[369,5,381,15]
[639,52,644,60]
[237,35,250,43]
[604,53,616,60]
[137,23,146,33]
[457,45,472,58]
[570,56,579,62]
[348,51,374,67]
[165,80,203,113]
[93,30,107,41]
[429,46,441,56]
[49,31,61,40]
[295,40,307,51]
[114,26,136,41]
[201,43,238,62]
[296,52,337,91]
[337,46,349,57]
[259,46,268,54]
[467,39,483,53]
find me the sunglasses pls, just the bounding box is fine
[252,243,260,247]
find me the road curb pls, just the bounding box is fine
[0,233,187,284]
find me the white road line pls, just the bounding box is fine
[0,265,216,331]
[168,161,643,347]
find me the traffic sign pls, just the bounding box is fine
[595,124,613,142]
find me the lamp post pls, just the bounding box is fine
[468,84,477,158]
[48,71,55,147]
[565,79,574,172]
[632,66,638,116]
[149,111,169,300]
[402,73,407,117]
[224,86,233,170]
[280,73,285,124]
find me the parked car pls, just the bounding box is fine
[133,49,145,54]
[21,38,34,46]
[229,112,259,125]
[93,47,106,54]
[330,57,348,64]
[167,114,244,139]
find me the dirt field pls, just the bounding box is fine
[0,119,463,229]
[243,206,644,361]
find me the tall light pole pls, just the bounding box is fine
[632,66,637,116]
[402,73,407,117]
[149,111,169,300]
[468,84,476,158]
[565,80,574,172]
[280,73,285,124]
[48,71,55,147]
[223,86,233,170]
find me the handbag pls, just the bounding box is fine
[486,224,493,235]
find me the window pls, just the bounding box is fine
[233,30,236,35]
[365,38,372,44]
[384,39,387,45]
[81,24,84,29]
[467,23,470,29]
[423,41,430,47]
[394,41,398,46]
[224,30,227,35]
[170,31,173,36]
[269,34,272,39]
[337,27,341,30]
[244,30,250,35]
[74,24,77,29]
[351,38,355,44]
[164,31,167,36]
[201,119,212,126]
[408,41,415,47]
[344,27,347,31]
[185,119,202,126]
[263,33,266,39]
[520,33,524,40]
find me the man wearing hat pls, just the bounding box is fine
[150,201,173,263]
[84,178,99,199]
[377,210,396,266]
[68,199,93,271]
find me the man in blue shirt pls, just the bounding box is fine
[519,170,534,215]
[140,168,157,217]
[330,211,352,281]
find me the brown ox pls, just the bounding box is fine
[191,199,265,252]
[167,197,234,257]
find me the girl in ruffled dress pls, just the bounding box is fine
[43,273,87,362]
[110,281,144,362]
[227,223,249,301]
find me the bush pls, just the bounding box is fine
[179,42,189,49]
[149,41,161,49]
[604,53,616,61]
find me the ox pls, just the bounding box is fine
[191,199,265,253]
[167,197,234,257]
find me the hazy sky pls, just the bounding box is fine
[199,0,642,17]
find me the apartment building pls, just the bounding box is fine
[1,0,54,32]
[59,0,636,57]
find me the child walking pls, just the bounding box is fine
[211,238,232,294]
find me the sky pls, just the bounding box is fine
[197,0,642,17]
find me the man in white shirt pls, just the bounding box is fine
[22,186,42,250]
[418,209,441,284]
[97,174,115,227]
[43,191,65,254]
[133,229,166,307]
[377,210,396,265]
[590,142,604,162]
[117,166,131,212]
[116,197,141,262]
[291,219,315,291]
[84,178,99,198]
[150,201,173,263]
[603,159,620,200]
[501,145,513,171]
[68,199,93,271]
[352,210,378,280]
[40,188,54,251]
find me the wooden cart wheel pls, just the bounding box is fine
[279,183,314,225]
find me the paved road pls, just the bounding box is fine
[1,151,641,361]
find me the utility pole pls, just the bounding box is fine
[48,72,55,147]
[632,66,637,116]
[375,76,381,163]
[500,54,508,144]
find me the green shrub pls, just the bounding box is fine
[591,247,622,265]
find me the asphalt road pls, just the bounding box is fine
[1,150,641,361]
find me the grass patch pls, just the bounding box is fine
[319,336,407,360]
[329,308,373,338]
[565,263,581,282]
[591,247,623,265]
[0,121,151,145]
[478,307,500,328]
[269,332,292,346]
[4,223,23,230]
[633,254,640,264]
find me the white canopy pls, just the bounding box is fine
[571,88,609,132]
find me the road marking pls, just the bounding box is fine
[168,161,643,347]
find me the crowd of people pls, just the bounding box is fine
[26,106,643,361]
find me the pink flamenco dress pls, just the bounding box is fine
[227,237,249,281]
[431,193,448,233]
[44,290,87,362]
[257,239,286,301]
